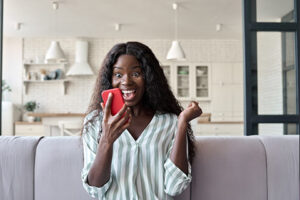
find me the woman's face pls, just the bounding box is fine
[112,54,145,107]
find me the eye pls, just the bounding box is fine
[114,73,122,78]
[132,72,141,77]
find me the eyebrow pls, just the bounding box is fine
[113,66,141,70]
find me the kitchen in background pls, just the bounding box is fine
[2,38,244,136]
[2,0,244,136]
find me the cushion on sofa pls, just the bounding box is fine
[34,136,190,200]
[191,136,268,200]
[0,136,43,200]
[34,136,94,200]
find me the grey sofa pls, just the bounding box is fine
[0,135,298,200]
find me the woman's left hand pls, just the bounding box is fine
[178,101,202,123]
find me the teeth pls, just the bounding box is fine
[122,90,135,94]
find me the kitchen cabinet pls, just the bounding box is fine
[194,122,244,136]
[210,63,244,121]
[23,62,69,95]
[162,63,211,101]
[15,122,45,136]
[27,113,84,136]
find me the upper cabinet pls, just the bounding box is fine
[162,63,211,101]
[195,65,209,99]
[177,65,190,98]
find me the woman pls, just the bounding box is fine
[81,41,202,200]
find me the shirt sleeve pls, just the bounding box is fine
[81,111,112,199]
[164,118,192,196]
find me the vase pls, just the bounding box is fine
[27,116,35,123]
[23,112,35,122]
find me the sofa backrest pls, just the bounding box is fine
[34,136,93,200]
[0,136,42,200]
[191,136,299,200]
[0,135,298,200]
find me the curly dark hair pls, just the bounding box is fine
[82,41,195,163]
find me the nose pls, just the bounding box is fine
[121,74,133,85]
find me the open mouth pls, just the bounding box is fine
[121,89,136,101]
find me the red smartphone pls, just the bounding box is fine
[101,88,125,116]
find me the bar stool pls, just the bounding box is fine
[58,121,83,136]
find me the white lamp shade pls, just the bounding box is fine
[66,41,94,76]
[45,41,66,62]
[166,40,186,61]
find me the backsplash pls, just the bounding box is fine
[20,38,243,114]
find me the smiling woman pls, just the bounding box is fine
[80,41,202,199]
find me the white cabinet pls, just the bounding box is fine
[162,63,211,101]
[23,62,69,95]
[15,122,45,136]
[194,123,244,136]
[210,63,243,121]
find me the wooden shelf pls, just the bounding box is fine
[198,121,244,124]
[27,113,85,117]
[23,79,67,83]
[15,121,43,125]
[23,62,69,95]
[23,62,68,66]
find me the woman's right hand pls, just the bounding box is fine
[100,93,132,146]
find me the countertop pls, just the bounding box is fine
[27,113,85,117]
[15,121,43,125]
[197,121,243,124]
[26,113,243,124]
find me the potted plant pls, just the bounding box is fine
[2,80,12,101]
[23,101,39,122]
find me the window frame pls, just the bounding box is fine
[243,0,300,135]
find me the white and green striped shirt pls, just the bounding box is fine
[81,111,192,200]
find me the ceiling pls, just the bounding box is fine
[3,0,294,39]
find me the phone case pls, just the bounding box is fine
[101,88,125,115]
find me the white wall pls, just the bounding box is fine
[3,37,243,120]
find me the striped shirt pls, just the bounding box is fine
[81,111,192,200]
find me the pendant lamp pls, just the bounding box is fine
[45,2,66,63]
[166,3,186,61]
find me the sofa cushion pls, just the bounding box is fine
[259,136,299,200]
[174,185,190,200]
[35,136,94,200]
[0,136,42,200]
[191,136,268,200]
